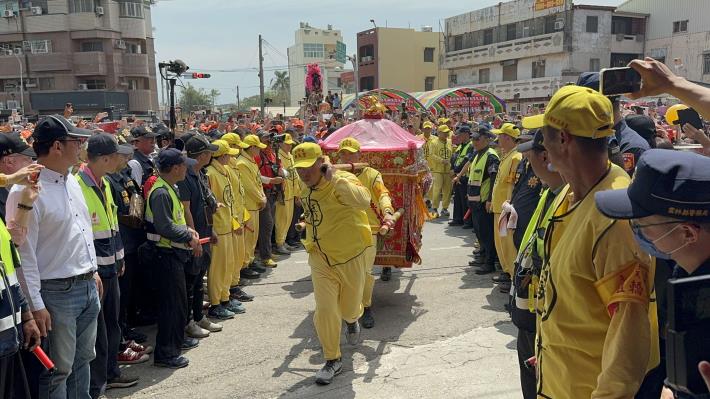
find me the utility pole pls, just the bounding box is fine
[236,85,240,110]
[258,34,265,118]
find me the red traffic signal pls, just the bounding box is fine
[191,73,211,79]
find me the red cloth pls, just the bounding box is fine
[256,148,279,190]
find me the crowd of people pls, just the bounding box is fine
[0,56,708,399]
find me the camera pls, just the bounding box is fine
[666,274,710,395]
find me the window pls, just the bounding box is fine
[119,1,144,18]
[127,78,140,90]
[25,0,47,12]
[672,20,688,33]
[82,79,106,90]
[589,58,600,72]
[478,68,490,84]
[586,16,598,33]
[503,62,518,81]
[423,47,434,63]
[424,76,435,91]
[80,41,103,52]
[704,53,710,75]
[483,29,493,45]
[303,43,324,58]
[69,0,95,13]
[1,79,19,92]
[360,76,375,91]
[449,74,457,85]
[0,0,19,13]
[506,23,517,41]
[453,35,463,51]
[532,60,546,78]
[22,39,51,54]
[126,42,142,54]
[39,77,54,90]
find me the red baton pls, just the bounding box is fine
[33,346,56,372]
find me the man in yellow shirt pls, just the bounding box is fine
[274,133,300,254]
[235,135,268,276]
[522,85,657,398]
[490,122,522,289]
[417,121,434,208]
[292,142,372,386]
[428,125,453,219]
[337,137,395,329]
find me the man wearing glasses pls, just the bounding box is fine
[8,115,100,399]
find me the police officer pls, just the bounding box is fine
[595,149,710,399]
[145,148,201,369]
[126,126,158,187]
[255,130,284,267]
[449,125,474,227]
[79,134,139,396]
[509,133,543,250]
[455,128,500,274]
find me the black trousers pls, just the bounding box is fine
[154,249,188,361]
[120,251,156,329]
[90,274,121,398]
[0,351,30,399]
[517,328,536,399]
[452,178,469,224]
[257,192,277,259]
[286,202,303,244]
[470,201,497,267]
[185,244,209,323]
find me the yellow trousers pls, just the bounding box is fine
[310,250,367,360]
[493,212,517,275]
[244,210,260,263]
[230,231,247,287]
[431,172,453,211]
[275,197,294,246]
[208,232,236,305]
[362,235,378,308]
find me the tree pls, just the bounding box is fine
[178,83,211,112]
[271,71,290,104]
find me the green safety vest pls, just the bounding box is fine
[145,177,189,249]
[467,147,498,202]
[454,142,471,169]
[78,171,121,266]
[0,216,21,333]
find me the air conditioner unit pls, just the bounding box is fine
[78,84,89,90]
[616,34,625,41]
[115,39,126,49]
[31,6,42,15]
[7,101,19,109]
[95,6,104,16]
[554,20,564,31]
[24,82,36,88]
[13,48,21,55]
[3,10,14,18]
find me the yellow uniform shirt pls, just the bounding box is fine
[536,164,657,399]
[356,167,394,234]
[428,138,453,174]
[300,170,373,266]
[205,161,235,235]
[235,153,266,212]
[279,148,302,200]
[491,149,521,214]
[227,158,250,228]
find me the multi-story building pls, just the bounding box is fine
[287,22,346,107]
[443,0,647,112]
[356,26,447,93]
[0,0,159,117]
[616,0,710,84]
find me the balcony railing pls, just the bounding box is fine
[443,32,565,69]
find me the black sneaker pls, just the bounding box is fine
[315,358,343,385]
[492,273,511,284]
[154,356,189,369]
[448,220,464,226]
[240,268,260,280]
[106,375,139,389]
[380,267,392,281]
[474,265,495,275]
[361,307,375,329]
[250,263,267,273]
[230,287,254,302]
[181,337,199,350]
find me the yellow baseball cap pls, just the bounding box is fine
[283,133,296,145]
[522,85,614,138]
[437,125,452,135]
[437,117,450,125]
[222,132,249,149]
[492,122,521,138]
[338,137,361,153]
[212,139,239,157]
[292,142,322,168]
[422,121,433,129]
[242,134,267,149]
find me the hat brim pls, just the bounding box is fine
[284,139,296,145]
[227,148,239,156]
[137,132,159,139]
[184,157,197,167]
[255,142,267,149]
[207,143,219,152]
[293,157,318,168]
[67,126,93,138]
[516,140,535,153]
[338,146,358,153]
[117,145,134,155]
[18,147,36,157]
[522,115,544,130]
[594,188,653,220]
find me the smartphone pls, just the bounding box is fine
[677,108,704,129]
[600,67,642,96]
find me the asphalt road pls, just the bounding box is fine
[110,217,521,399]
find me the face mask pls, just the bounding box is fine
[631,223,688,259]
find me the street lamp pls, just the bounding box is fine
[6,50,23,114]
[346,54,359,118]
[370,19,377,29]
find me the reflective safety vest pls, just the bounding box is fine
[0,218,23,336]
[145,177,189,250]
[78,170,123,267]
[467,147,498,202]
[453,142,471,169]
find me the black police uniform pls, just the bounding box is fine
[613,118,649,175]
[469,145,500,270]
[132,150,154,186]
[509,158,542,249]
[451,140,474,226]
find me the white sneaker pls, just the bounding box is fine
[198,318,223,332]
[185,320,210,338]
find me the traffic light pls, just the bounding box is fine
[191,72,211,79]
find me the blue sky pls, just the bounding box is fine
[152,0,621,105]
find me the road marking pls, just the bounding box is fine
[430,246,462,251]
